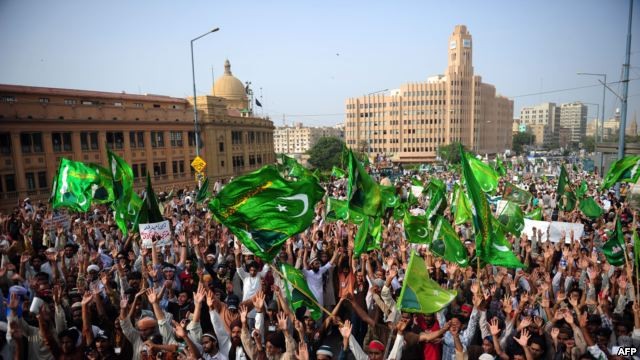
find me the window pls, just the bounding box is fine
[232,155,245,169]
[25,172,36,190]
[64,99,77,105]
[257,154,262,165]
[0,132,11,155]
[114,102,122,107]
[153,162,167,176]
[20,132,43,153]
[81,132,99,151]
[188,131,196,147]
[172,160,185,174]
[219,142,224,152]
[140,163,147,178]
[39,97,49,104]
[129,131,144,148]
[52,132,72,152]
[132,164,139,178]
[1,95,16,103]
[153,104,161,108]
[134,103,143,108]
[106,132,124,150]
[151,132,164,148]
[232,131,243,145]
[4,174,15,192]
[248,131,256,144]
[249,154,256,166]
[170,131,183,147]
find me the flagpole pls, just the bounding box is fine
[270,266,334,318]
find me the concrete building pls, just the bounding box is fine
[344,25,513,163]
[0,60,274,211]
[626,112,637,136]
[519,102,560,148]
[274,122,344,155]
[559,102,587,147]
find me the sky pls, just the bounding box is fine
[0,0,639,128]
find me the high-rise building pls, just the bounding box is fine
[344,25,513,162]
[519,102,560,148]
[0,60,274,211]
[274,122,344,154]
[559,102,587,147]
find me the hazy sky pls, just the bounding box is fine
[1,0,638,128]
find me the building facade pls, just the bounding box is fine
[519,102,560,148]
[559,102,587,147]
[274,122,344,154]
[0,61,274,211]
[344,25,513,163]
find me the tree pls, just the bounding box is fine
[307,137,345,171]
[512,132,535,155]
[582,136,596,152]
[357,140,369,154]
[437,142,465,164]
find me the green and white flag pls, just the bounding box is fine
[496,201,525,236]
[556,165,576,211]
[354,216,382,257]
[381,185,400,210]
[431,215,469,267]
[325,197,365,224]
[280,263,322,320]
[346,149,382,217]
[503,182,532,206]
[51,158,114,212]
[524,207,543,221]
[465,153,499,194]
[209,166,325,261]
[397,250,457,314]
[579,197,603,219]
[602,218,625,267]
[453,184,473,225]
[403,212,431,244]
[107,150,137,236]
[196,176,211,203]
[601,156,640,190]
[331,166,346,179]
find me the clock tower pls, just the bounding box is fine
[447,25,473,77]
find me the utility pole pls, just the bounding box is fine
[615,0,634,196]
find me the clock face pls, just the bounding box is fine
[463,39,471,48]
[450,41,456,49]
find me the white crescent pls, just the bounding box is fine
[387,196,398,206]
[278,194,309,218]
[59,166,70,195]
[416,227,428,238]
[493,243,510,252]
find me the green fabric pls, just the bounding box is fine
[495,157,507,177]
[634,230,640,267]
[576,180,589,199]
[107,150,137,236]
[346,149,381,217]
[380,185,400,210]
[51,158,114,212]
[209,166,324,261]
[524,207,543,220]
[453,184,473,225]
[425,187,446,220]
[325,197,365,224]
[280,263,322,320]
[579,198,603,219]
[196,176,210,203]
[431,215,469,267]
[460,147,523,268]
[503,182,532,206]
[282,154,313,178]
[396,250,457,314]
[403,212,431,244]
[133,174,165,231]
[354,216,382,257]
[331,166,346,179]
[556,165,575,211]
[601,156,640,190]
[393,203,407,221]
[602,219,625,267]
[497,201,525,236]
[465,153,499,193]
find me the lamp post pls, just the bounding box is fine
[191,27,220,158]
[577,72,606,175]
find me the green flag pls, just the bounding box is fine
[346,149,381,217]
[431,215,469,267]
[396,250,457,314]
[503,182,532,206]
[461,147,523,268]
[107,150,136,236]
[354,216,382,257]
[576,180,589,199]
[601,156,640,190]
[280,263,322,320]
[579,198,603,219]
[453,184,473,225]
[51,158,113,212]
[633,230,640,267]
[209,166,325,261]
[497,201,525,236]
[380,185,400,210]
[602,218,625,267]
[425,187,446,220]
[331,166,346,179]
[325,197,365,224]
[196,176,210,203]
[556,165,575,211]
[281,154,312,179]
[495,157,507,177]
[403,212,431,244]
[133,173,164,230]
[393,203,407,221]
[524,207,543,220]
[465,153,499,193]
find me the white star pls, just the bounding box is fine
[276,204,288,212]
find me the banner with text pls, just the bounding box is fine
[522,219,584,244]
[139,220,172,248]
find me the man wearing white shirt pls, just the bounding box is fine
[234,246,269,302]
[302,247,340,307]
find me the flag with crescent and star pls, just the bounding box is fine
[325,197,365,225]
[496,201,525,236]
[107,150,139,236]
[346,149,382,217]
[353,216,382,257]
[209,166,325,261]
[431,215,469,267]
[51,158,114,213]
[556,165,576,212]
[464,153,499,194]
[397,250,457,314]
[503,182,532,206]
[403,212,431,244]
[578,197,603,219]
[133,173,164,232]
[380,185,400,210]
[280,263,323,320]
[453,184,473,225]
[601,155,640,190]
[524,207,543,220]
[602,218,626,267]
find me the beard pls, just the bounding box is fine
[231,336,242,347]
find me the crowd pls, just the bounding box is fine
[0,158,639,360]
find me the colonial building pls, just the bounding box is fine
[0,60,274,211]
[274,122,344,155]
[344,25,513,163]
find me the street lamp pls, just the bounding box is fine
[577,72,606,175]
[191,27,220,158]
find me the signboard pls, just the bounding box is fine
[139,220,172,248]
[191,156,207,173]
[522,219,584,244]
[195,171,206,185]
[44,211,71,231]
[519,124,527,133]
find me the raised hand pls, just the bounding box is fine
[81,291,93,306]
[296,341,310,360]
[277,312,288,331]
[514,328,531,347]
[550,327,559,341]
[339,319,353,339]
[8,293,19,311]
[562,312,574,325]
[146,287,159,304]
[519,316,532,330]
[294,319,304,334]
[120,295,129,311]
[470,281,479,295]
[206,290,216,309]
[172,320,188,339]
[239,305,248,324]
[193,283,206,304]
[489,317,501,336]
[253,290,265,311]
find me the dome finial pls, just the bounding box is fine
[224,59,232,75]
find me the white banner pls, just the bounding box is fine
[43,211,71,231]
[522,219,584,244]
[139,220,172,248]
